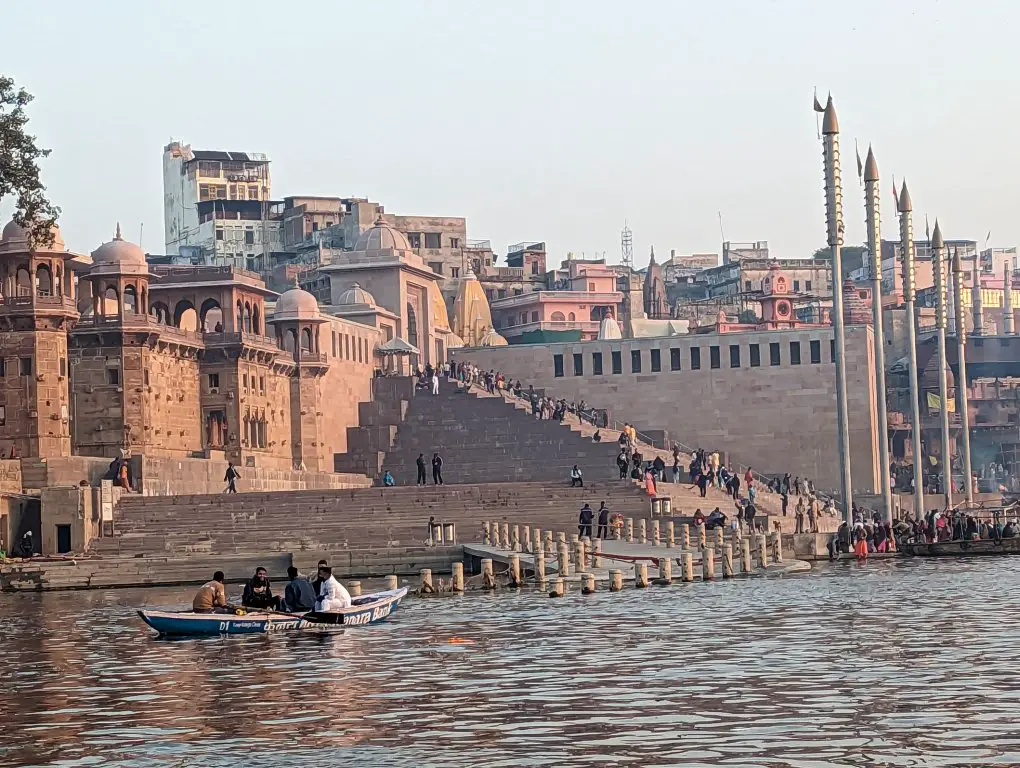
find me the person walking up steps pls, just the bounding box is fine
[416,453,427,486]
[431,452,444,485]
[224,462,240,494]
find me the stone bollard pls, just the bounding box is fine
[592,538,603,568]
[582,572,596,594]
[574,539,587,573]
[481,558,494,589]
[772,531,783,563]
[451,563,464,591]
[385,574,398,591]
[522,525,532,554]
[509,554,521,586]
[609,569,623,592]
[556,531,566,545]
[756,534,769,569]
[723,544,734,578]
[550,577,565,597]
[534,549,547,583]
[658,557,672,583]
[501,522,510,550]
[558,542,571,577]
[639,519,648,544]
[348,580,363,597]
[697,522,707,550]
[492,521,502,547]
[742,537,752,573]
[625,518,634,543]
[532,527,542,553]
[715,526,724,549]
[652,519,661,546]
[635,562,649,588]
[681,552,694,582]
[420,568,434,593]
[680,523,690,549]
[703,547,715,581]
[483,521,492,546]
[512,525,521,552]
[666,520,675,548]
[613,521,622,540]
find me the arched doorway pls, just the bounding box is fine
[123,285,138,314]
[150,301,170,324]
[103,286,120,317]
[36,264,52,297]
[406,303,418,348]
[200,298,223,332]
[174,299,198,331]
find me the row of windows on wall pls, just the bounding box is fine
[0,357,39,378]
[552,340,837,377]
[331,329,369,363]
[407,232,458,250]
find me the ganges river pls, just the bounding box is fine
[3,558,1020,768]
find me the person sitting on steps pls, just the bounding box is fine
[570,465,584,487]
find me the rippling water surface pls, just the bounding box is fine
[3,559,1020,767]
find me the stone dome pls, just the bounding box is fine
[478,327,509,347]
[353,218,413,253]
[337,282,375,306]
[91,224,146,269]
[0,217,65,254]
[273,287,321,321]
[921,353,956,391]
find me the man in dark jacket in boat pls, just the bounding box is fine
[281,566,316,613]
[242,566,279,610]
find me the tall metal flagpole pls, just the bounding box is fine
[821,95,854,522]
[953,248,974,503]
[899,181,925,519]
[931,221,953,509]
[863,147,893,522]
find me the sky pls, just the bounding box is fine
[4,0,1020,263]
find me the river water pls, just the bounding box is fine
[2,558,1020,767]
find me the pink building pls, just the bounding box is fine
[490,259,622,343]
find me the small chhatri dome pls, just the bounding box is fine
[0,216,65,254]
[274,286,320,321]
[478,327,509,347]
[353,217,413,253]
[337,282,375,306]
[91,222,147,268]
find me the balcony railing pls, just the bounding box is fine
[0,293,77,311]
[490,290,623,308]
[500,319,600,336]
[204,331,280,350]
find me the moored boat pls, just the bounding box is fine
[138,587,407,636]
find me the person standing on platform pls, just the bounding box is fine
[596,502,610,539]
[432,371,439,395]
[431,453,444,485]
[416,453,427,486]
[578,503,594,538]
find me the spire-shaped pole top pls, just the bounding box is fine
[863,145,879,182]
[822,94,839,135]
[931,219,944,249]
[114,222,123,240]
[898,180,913,213]
[649,245,656,265]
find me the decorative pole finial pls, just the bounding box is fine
[115,222,122,240]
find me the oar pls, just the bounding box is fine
[226,603,308,620]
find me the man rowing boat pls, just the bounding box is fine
[192,571,229,613]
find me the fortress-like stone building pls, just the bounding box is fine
[0,216,453,473]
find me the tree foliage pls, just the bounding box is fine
[738,309,760,324]
[0,76,58,247]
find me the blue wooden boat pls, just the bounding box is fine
[138,587,407,636]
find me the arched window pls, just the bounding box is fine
[150,302,170,324]
[103,286,120,317]
[16,267,31,297]
[284,328,297,353]
[36,264,52,297]
[236,301,244,333]
[123,285,137,314]
[244,301,252,333]
[550,311,566,322]
[252,305,261,335]
[301,327,312,351]
[406,303,418,348]
[174,300,198,331]
[54,266,63,296]
[200,299,223,332]
[140,287,146,314]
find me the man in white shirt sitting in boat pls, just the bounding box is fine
[314,565,352,613]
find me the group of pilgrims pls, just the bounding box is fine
[191,561,353,616]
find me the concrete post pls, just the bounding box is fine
[635,562,649,588]
[741,538,752,572]
[558,543,571,577]
[652,519,661,546]
[483,521,492,546]
[613,520,622,540]
[723,544,734,578]
[522,525,531,553]
[625,517,634,543]
[532,527,541,553]
[771,532,783,563]
[420,568,433,593]
[703,547,715,580]
[512,525,520,552]
[534,549,547,583]
[582,572,596,593]
[680,523,690,549]
[659,557,672,582]
[557,531,566,545]
[592,537,603,568]
[639,519,647,544]
[384,575,398,591]
[609,569,623,591]
[682,552,694,582]
[508,554,521,586]
[569,534,580,554]
[666,520,675,548]
[501,522,510,550]
[451,563,464,592]
[348,580,362,597]
[756,534,768,569]
[551,578,565,597]
[714,526,724,549]
[574,539,587,573]
[697,522,707,550]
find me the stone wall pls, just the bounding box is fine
[455,326,881,493]
[0,328,71,458]
[40,485,96,555]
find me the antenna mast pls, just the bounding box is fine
[621,221,633,269]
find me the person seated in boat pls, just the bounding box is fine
[242,567,280,611]
[1003,521,1017,539]
[310,559,329,596]
[282,566,316,613]
[193,571,229,613]
[314,565,352,612]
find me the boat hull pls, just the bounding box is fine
[138,587,407,636]
[900,539,1020,556]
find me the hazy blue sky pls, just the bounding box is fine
[4,0,1019,262]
